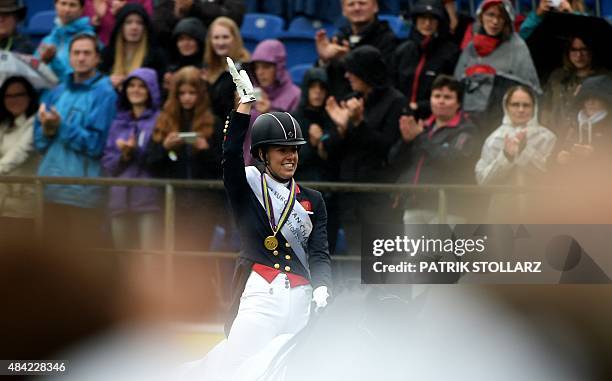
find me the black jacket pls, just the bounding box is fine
[223,110,332,289]
[208,71,236,120]
[391,31,459,120]
[388,111,479,211]
[293,68,337,182]
[99,4,167,83]
[325,87,406,183]
[153,0,245,49]
[324,18,398,99]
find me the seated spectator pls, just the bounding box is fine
[315,0,398,98]
[519,0,586,40]
[454,0,540,138]
[145,66,223,251]
[37,0,95,81]
[0,0,34,54]
[153,0,245,49]
[324,46,405,251]
[84,0,153,46]
[475,86,556,221]
[541,35,607,134]
[390,0,459,120]
[34,33,117,248]
[243,39,300,163]
[0,76,40,220]
[99,3,166,89]
[556,75,612,169]
[389,75,478,224]
[204,16,250,120]
[101,68,161,250]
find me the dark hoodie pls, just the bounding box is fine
[324,17,398,99]
[293,67,337,182]
[99,3,167,83]
[168,17,206,72]
[101,68,161,217]
[324,46,406,184]
[390,0,459,120]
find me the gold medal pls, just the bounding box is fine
[264,236,278,251]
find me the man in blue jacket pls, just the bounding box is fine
[34,32,117,247]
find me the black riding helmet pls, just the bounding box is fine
[250,112,307,160]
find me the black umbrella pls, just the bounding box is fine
[526,12,612,84]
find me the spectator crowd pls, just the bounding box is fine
[0,0,611,252]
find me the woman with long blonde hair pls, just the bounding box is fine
[99,3,166,89]
[146,65,225,250]
[204,16,250,119]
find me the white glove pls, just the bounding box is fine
[226,57,256,104]
[312,286,329,312]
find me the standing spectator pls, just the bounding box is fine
[475,86,556,221]
[168,17,206,72]
[145,66,223,251]
[163,17,206,94]
[556,75,612,168]
[389,75,478,224]
[323,46,405,251]
[0,76,39,220]
[34,33,117,247]
[243,39,300,164]
[454,0,540,138]
[99,3,167,89]
[519,0,586,40]
[315,0,398,98]
[292,67,340,253]
[204,16,250,120]
[152,0,245,49]
[541,36,607,135]
[101,68,161,250]
[390,0,459,120]
[0,0,34,54]
[84,0,153,46]
[36,0,95,81]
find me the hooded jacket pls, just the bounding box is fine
[293,67,337,182]
[325,17,398,99]
[391,1,459,120]
[99,3,167,82]
[37,16,95,81]
[475,94,556,186]
[454,0,540,134]
[34,72,117,208]
[101,68,161,217]
[324,46,406,184]
[168,17,206,71]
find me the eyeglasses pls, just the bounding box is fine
[508,102,532,109]
[4,92,29,99]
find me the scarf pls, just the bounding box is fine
[245,166,313,273]
[473,33,501,57]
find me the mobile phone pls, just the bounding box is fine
[548,0,561,8]
[178,132,198,144]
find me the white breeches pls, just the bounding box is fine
[205,271,312,381]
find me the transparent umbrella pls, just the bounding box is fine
[0,51,58,89]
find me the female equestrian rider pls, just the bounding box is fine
[203,57,332,380]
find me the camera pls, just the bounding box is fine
[548,0,562,9]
